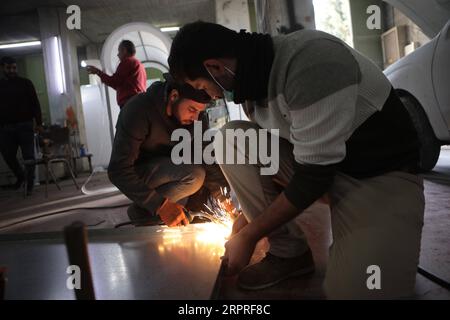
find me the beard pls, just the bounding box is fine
[169,98,192,127]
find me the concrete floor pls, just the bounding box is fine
[0,148,449,299]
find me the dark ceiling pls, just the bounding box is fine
[0,0,215,56]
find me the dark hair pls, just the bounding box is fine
[119,40,136,55]
[163,73,211,104]
[168,21,238,81]
[1,56,17,65]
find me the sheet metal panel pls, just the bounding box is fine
[0,224,227,300]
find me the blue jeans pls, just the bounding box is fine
[0,121,35,187]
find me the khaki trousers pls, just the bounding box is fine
[216,120,424,299]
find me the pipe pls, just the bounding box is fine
[63,221,96,300]
[417,266,450,291]
[0,267,6,300]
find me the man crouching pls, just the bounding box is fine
[108,74,227,227]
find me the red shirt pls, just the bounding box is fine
[99,56,147,107]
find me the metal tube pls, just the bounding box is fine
[0,267,6,300]
[63,221,96,300]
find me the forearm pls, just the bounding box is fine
[98,72,118,89]
[33,107,42,126]
[240,192,299,242]
[28,83,43,125]
[108,118,159,209]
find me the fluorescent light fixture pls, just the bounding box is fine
[80,60,87,68]
[160,26,180,32]
[0,40,41,49]
[52,36,66,94]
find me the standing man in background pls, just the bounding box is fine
[87,40,147,108]
[0,56,43,195]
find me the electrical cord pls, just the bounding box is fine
[114,219,163,228]
[417,265,450,291]
[81,167,118,196]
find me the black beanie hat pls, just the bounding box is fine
[163,73,211,104]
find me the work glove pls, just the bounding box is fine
[156,199,190,227]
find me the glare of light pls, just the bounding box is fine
[160,26,180,32]
[0,40,41,49]
[157,222,232,259]
[52,36,66,94]
[80,60,87,67]
[194,222,232,245]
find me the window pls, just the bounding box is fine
[313,0,353,47]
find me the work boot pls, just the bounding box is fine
[237,249,315,290]
[127,203,162,226]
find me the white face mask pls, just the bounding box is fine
[205,65,235,102]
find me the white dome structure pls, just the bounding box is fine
[100,22,172,76]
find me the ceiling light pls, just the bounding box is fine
[0,40,41,49]
[160,26,180,32]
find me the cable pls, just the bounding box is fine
[417,265,450,291]
[81,167,118,196]
[0,203,130,230]
[114,219,163,229]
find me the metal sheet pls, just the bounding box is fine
[0,224,228,300]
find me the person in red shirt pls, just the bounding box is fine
[87,40,147,108]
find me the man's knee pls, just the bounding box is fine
[181,165,206,194]
[214,120,260,165]
[218,120,258,134]
[324,229,419,299]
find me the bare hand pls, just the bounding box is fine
[156,200,189,227]
[86,65,100,75]
[222,230,257,276]
[231,212,248,236]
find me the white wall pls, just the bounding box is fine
[215,0,252,31]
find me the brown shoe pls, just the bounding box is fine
[237,249,315,290]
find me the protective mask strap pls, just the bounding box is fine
[205,65,227,92]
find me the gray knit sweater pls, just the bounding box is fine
[243,29,419,210]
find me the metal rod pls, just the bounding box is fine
[104,84,115,145]
[417,266,450,291]
[210,259,227,300]
[0,267,6,300]
[63,221,96,300]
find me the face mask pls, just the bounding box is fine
[205,65,235,102]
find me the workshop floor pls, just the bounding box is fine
[0,148,449,300]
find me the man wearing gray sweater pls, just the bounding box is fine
[168,22,423,299]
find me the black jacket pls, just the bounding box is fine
[108,81,209,209]
[0,76,42,126]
